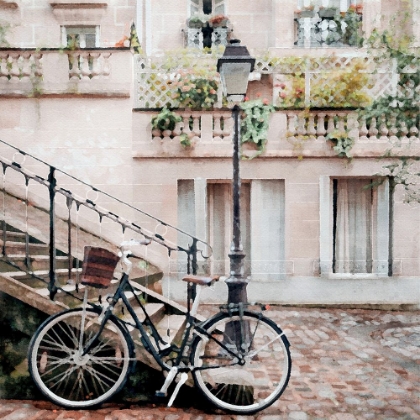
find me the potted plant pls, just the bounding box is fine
[187,14,208,28]
[208,14,229,28]
[349,3,363,14]
[151,107,182,136]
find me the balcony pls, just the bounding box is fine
[294,7,363,48]
[132,109,420,159]
[0,48,132,97]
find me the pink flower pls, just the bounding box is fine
[280,92,287,99]
[263,98,269,105]
[244,96,250,101]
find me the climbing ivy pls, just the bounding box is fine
[0,21,9,47]
[359,23,420,202]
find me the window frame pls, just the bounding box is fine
[61,26,100,48]
[320,176,391,278]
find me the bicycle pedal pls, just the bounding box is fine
[155,391,166,398]
[156,366,177,397]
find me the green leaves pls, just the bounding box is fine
[326,130,354,159]
[240,99,275,158]
[151,107,182,131]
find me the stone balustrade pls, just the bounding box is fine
[0,48,132,97]
[132,109,420,158]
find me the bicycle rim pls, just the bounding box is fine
[28,308,133,408]
[191,311,291,414]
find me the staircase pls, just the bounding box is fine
[0,139,212,391]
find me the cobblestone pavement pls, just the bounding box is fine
[1,306,419,420]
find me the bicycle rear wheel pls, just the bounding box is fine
[190,311,291,414]
[28,307,134,409]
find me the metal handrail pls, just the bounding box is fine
[0,138,212,300]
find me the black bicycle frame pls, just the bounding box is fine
[82,273,246,373]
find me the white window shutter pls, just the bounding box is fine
[190,0,200,15]
[214,0,225,14]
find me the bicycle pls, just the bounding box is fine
[28,240,291,415]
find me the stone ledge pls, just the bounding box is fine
[0,0,18,9]
[49,0,107,9]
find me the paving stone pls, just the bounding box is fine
[1,307,420,420]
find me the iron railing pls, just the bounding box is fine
[0,138,211,301]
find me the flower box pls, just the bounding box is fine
[319,7,338,18]
[187,15,208,28]
[208,14,229,28]
[295,10,315,18]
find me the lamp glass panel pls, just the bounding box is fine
[220,62,252,97]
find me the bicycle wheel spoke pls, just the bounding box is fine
[191,312,291,415]
[29,308,132,408]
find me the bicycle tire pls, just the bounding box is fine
[28,307,134,409]
[190,310,291,414]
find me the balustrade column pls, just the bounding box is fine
[0,54,8,79]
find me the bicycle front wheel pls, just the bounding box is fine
[190,311,291,415]
[28,308,134,409]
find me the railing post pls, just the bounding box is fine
[188,238,199,302]
[48,167,57,300]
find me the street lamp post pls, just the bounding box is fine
[217,40,255,305]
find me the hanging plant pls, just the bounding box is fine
[326,130,354,159]
[179,133,194,147]
[151,107,182,132]
[240,98,275,159]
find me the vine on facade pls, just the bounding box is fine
[358,22,420,202]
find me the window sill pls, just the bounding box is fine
[0,0,18,9]
[49,0,107,9]
[322,273,390,280]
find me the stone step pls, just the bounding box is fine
[1,254,70,271]
[156,314,187,347]
[120,302,166,331]
[1,241,49,256]
[8,268,82,286]
[1,231,27,242]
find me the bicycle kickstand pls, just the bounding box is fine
[168,372,188,407]
[155,366,177,398]
[155,366,188,407]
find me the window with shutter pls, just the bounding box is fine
[189,0,225,16]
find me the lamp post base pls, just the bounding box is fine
[225,250,248,304]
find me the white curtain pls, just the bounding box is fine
[334,179,373,273]
[207,183,251,276]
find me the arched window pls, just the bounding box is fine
[190,0,225,16]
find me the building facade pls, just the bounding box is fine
[0,0,419,307]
